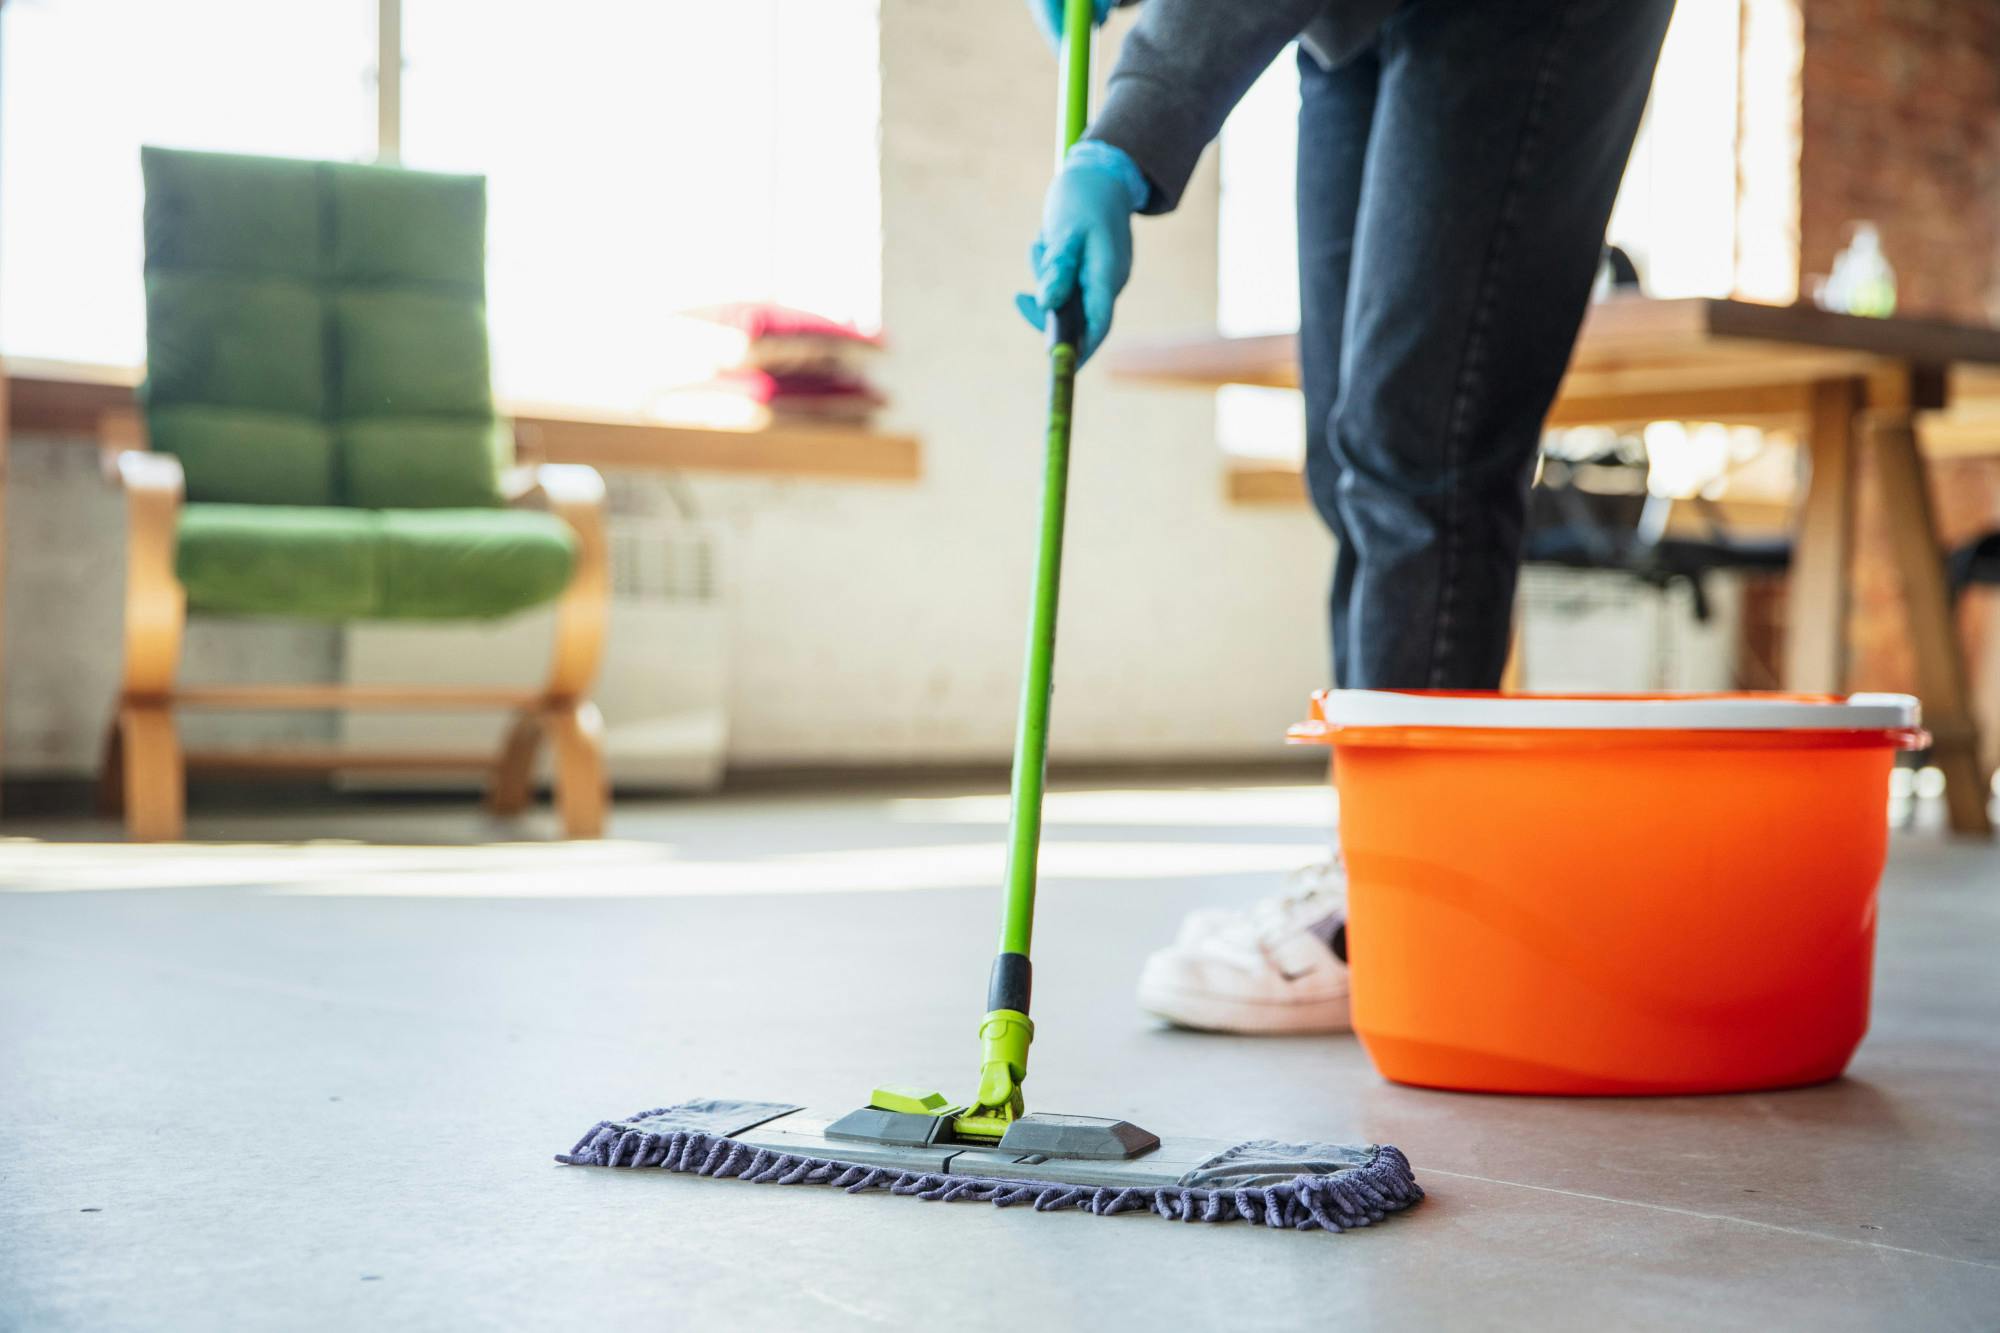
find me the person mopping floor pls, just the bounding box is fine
[1014,0,1674,1033]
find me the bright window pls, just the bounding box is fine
[1214,4,1748,460]
[1215,47,1302,463]
[1605,0,1743,300]
[0,0,377,365]
[400,0,881,412]
[1,0,882,414]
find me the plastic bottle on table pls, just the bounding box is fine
[1826,223,1897,318]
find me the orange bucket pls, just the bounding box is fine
[1290,690,1926,1095]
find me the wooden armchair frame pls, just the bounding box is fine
[98,408,611,840]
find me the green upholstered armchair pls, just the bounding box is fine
[100,147,609,840]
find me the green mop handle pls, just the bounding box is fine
[971,0,1094,1125]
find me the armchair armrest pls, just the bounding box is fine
[101,423,186,700]
[503,461,605,510]
[109,447,185,500]
[508,463,608,701]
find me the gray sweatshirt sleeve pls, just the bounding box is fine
[1088,0,1332,214]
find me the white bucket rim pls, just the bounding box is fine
[1312,690,1922,732]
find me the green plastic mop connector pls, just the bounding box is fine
[953,1008,1035,1140]
[866,1085,952,1116]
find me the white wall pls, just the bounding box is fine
[702,0,1330,765]
[2,0,1333,776]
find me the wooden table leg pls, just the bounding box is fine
[1980,596,2000,780]
[1501,617,1525,692]
[1871,413,1994,836]
[1786,378,1863,693]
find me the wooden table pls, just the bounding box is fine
[1111,296,2000,835]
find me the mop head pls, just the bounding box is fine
[558,1100,1422,1232]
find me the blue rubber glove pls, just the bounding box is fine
[1027,0,1113,50]
[1014,141,1150,366]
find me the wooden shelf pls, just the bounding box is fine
[1225,461,1310,506]
[515,409,919,482]
[1,357,921,483]
[3,356,138,435]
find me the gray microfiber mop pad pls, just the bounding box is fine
[557,1100,1423,1232]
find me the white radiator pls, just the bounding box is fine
[342,510,729,792]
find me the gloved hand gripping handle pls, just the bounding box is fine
[1046,295,1088,354]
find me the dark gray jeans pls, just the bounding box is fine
[1297,0,1674,688]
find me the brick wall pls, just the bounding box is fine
[1798,0,2000,694]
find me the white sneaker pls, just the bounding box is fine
[1138,858,1352,1035]
[1171,857,1346,946]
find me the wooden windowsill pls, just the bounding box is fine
[0,356,921,483]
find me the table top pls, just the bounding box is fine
[1111,295,2000,397]
[1109,297,2000,459]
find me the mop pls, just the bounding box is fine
[557,0,1423,1232]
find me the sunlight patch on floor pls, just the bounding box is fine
[0,838,667,892]
[0,836,1317,897]
[890,785,1334,828]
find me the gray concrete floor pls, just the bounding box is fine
[3,778,1997,1331]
